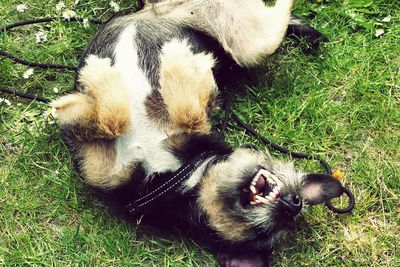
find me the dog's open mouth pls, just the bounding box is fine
[246,169,283,206]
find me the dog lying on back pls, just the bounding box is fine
[51,0,343,266]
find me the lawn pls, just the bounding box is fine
[1,0,399,266]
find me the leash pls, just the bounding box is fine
[0,16,354,214]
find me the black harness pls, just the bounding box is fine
[125,152,213,215]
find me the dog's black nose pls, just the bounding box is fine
[279,194,302,216]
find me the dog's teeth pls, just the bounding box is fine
[250,201,257,205]
[251,176,258,185]
[273,187,279,195]
[271,175,283,188]
[250,185,256,194]
[255,195,269,204]
[265,195,273,202]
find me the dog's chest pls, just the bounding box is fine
[112,25,180,177]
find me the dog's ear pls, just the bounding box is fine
[301,173,343,205]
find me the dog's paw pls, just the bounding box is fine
[50,93,93,125]
[78,55,117,92]
[160,39,216,134]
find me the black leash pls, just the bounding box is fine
[0,16,354,214]
[0,86,50,104]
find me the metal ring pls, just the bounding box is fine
[325,187,355,214]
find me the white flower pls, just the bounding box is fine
[62,9,77,20]
[23,68,34,79]
[82,18,89,28]
[43,107,57,124]
[381,15,391,23]
[16,4,28,13]
[53,87,59,93]
[74,0,79,5]
[110,1,120,12]
[55,1,65,11]
[0,98,12,106]
[35,31,48,43]
[375,29,385,37]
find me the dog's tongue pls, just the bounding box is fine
[255,176,265,194]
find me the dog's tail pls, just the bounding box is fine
[287,16,329,52]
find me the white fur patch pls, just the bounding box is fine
[180,156,215,193]
[113,25,181,177]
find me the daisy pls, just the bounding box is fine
[110,1,120,12]
[55,1,65,11]
[16,4,28,13]
[23,68,34,79]
[82,18,89,28]
[0,98,12,106]
[35,31,48,43]
[43,107,57,124]
[62,9,77,20]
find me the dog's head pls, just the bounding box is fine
[198,147,343,249]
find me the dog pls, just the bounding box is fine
[51,1,344,266]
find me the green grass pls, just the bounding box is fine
[1,0,399,266]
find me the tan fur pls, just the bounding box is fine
[198,149,268,241]
[159,39,217,134]
[51,93,95,125]
[52,55,130,139]
[199,171,249,242]
[79,55,131,137]
[51,55,133,188]
[81,141,135,188]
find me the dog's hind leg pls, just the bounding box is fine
[52,55,133,188]
[159,39,217,134]
[184,0,294,66]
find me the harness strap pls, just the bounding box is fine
[126,152,212,215]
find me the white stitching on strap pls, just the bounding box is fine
[129,155,206,213]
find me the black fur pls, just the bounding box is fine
[287,21,329,52]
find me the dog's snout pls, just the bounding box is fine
[279,193,302,216]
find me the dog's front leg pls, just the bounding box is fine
[51,55,134,188]
[52,55,130,139]
[159,39,217,134]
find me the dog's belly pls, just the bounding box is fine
[112,24,180,177]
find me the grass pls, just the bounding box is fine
[1,0,399,266]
